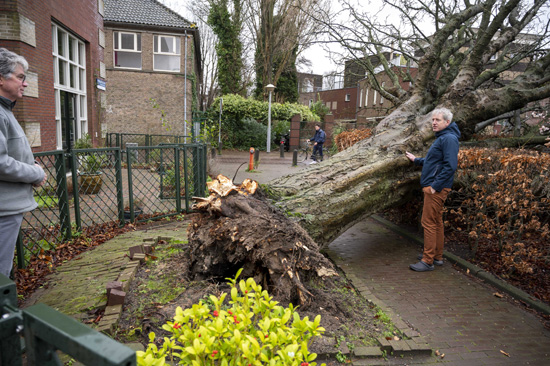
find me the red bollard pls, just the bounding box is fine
[249,147,255,171]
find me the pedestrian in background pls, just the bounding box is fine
[0,48,47,278]
[309,123,326,163]
[406,107,460,272]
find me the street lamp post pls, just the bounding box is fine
[265,84,275,153]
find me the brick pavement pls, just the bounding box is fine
[326,217,550,365]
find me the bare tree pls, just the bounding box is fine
[246,0,331,99]
[265,0,550,245]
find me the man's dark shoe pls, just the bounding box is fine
[417,254,443,266]
[410,261,434,272]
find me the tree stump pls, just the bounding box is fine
[188,175,338,306]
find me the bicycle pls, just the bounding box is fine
[298,141,331,163]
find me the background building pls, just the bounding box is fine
[103,0,201,138]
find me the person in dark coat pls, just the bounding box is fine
[309,123,326,162]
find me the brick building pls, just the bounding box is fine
[0,0,105,151]
[299,87,357,121]
[103,0,201,138]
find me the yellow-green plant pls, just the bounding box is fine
[137,269,325,366]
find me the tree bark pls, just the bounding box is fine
[268,96,434,246]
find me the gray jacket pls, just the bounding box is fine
[0,96,44,216]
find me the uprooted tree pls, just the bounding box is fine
[188,0,550,305]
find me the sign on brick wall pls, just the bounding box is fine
[25,123,41,147]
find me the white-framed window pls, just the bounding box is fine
[154,35,181,71]
[332,101,337,110]
[373,89,378,105]
[380,82,385,104]
[359,89,363,108]
[52,23,87,150]
[365,88,369,107]
[113,31,142,69]
[345,94,351,102]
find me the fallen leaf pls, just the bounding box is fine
[440,353,445,358]
[500,350,510,357]
[493,292,504,298]
[467,268,470,274]
[435,350,440,356]
[393,336,400,341]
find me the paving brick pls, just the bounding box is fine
[353,346,382,357]
[107,289,126,306]
[104,304,123,316]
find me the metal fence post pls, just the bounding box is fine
[175,147,182,213]
[0,275,23,366]
[70,151,82,230]
[115,148,125,224]
[293,150,298,166]
[55,151,72,240]
[182,146,189,213]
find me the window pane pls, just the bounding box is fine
[175,38,180,54]
[154,54,180,71]
[80,69,86,91]
[115,51,142,69]
[154,36,158,52]
[121,33,134,50]
[136,34,141,51]
[52,26,56,55]
[69,37,76,62]
[79,44,85,66]
[114,32,119,49]
[70,65,76,88]
[80,95,86,118]
[59,59,66,85]
[161,37,172,53]
[58,29,66,57]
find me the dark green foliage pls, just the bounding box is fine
[208,0,244,95]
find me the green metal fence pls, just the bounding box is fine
[105,133,192,148]
[0,274,136,366]
[16,143,207,269]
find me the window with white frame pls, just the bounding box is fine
[359,89,363,108]
[373,89,378,105]
[365,88,369,107]
[154,35,181,71]
[380,82,385,104]
[345,94,351,102]
[52,23,87,150]
[113,31,142,69]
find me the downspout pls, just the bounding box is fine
[184,30,188,143]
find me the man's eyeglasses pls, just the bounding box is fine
[14,74,26,83]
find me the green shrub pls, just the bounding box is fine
[232,118,269,150]
[136,269,325,366]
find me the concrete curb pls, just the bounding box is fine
[371,214,550,316]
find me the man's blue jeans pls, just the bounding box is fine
[312,143,323,160]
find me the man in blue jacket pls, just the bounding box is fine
[309,123,326,163]
[0,48,47,277]
[406,108,460,272]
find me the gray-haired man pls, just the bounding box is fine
[0,48,47,277]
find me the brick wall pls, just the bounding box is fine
[104,28,195,137]
[0,0,104,151]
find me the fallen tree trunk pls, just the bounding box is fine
[188,176,338,306]
[267,96,431,247]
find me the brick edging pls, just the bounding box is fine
[96,236,173,334]
[370,215,550,316]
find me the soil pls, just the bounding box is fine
[114,238,397,363]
